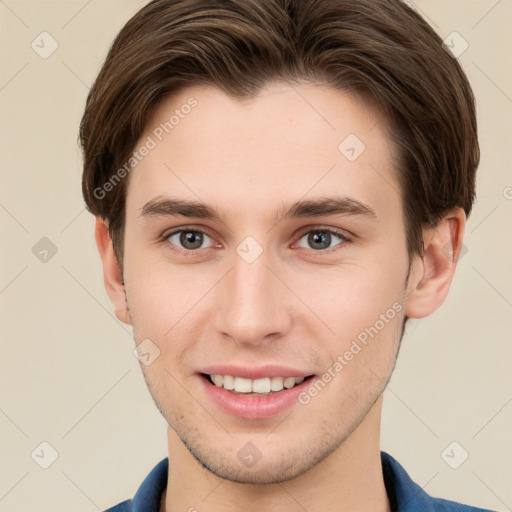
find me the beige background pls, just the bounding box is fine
[0,0,511,511]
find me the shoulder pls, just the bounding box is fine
[381,451,497,512]
[103,500,133,512]
[426,496,497,511]
[102,457,168,512]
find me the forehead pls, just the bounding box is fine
[126,82,400,223]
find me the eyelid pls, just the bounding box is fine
[288,226,353,256]
[292,225,353,244]
[161,225,221,254]
[162,224,217,241]
[160,224,353,255]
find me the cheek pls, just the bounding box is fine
[295,260,406,382]
[297,260,405,331]
[124,254,218,355]
[303,285,404,411]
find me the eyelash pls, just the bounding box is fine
[161,225,352,256]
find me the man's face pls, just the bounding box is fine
[122,82,411,483]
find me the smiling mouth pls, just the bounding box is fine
[201,373,315,396]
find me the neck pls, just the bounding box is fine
[163,396,390,512]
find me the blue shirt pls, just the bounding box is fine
[104,451,496,511]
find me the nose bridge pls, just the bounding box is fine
[214,243,291,344]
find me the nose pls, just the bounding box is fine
[213,246,293,347]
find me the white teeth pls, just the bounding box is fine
[283,377,296,389]
[212,374,223,387]
[222,374,235,390]
[234,377,252,393]
[252,378,271,393]
[209,374,307,393]
[270,376,284,391]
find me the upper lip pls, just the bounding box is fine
[198,364,314,380]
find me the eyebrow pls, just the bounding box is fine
[140,197,224,222]
[139,195,377,223]
[278,196,376,221]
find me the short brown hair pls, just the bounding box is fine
[80,0,479,266]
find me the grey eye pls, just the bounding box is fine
[167,230,215,250]
[297,230,345,250]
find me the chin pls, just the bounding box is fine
[178,426,348,485]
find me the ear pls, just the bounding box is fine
[404,208,466,319]
[94,216,132,325]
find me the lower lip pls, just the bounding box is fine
[199,375,314,419]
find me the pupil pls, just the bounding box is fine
[309,231,330,250]
[181,231,203,249]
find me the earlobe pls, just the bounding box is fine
[94,216,132,325]
[404,208,466,319]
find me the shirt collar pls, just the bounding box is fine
[381,451,436,511]
[128,451,448,512]
[131,457,168,512]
